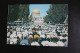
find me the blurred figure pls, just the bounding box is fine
[20,37,29,45]
[10,30,18,44]
[17,32,22,41]
[31,41,40,46]
[32,28,40,42]
[49,42,58,46]
[7,38,10,44]
[41,41,49,46]
[28,34,33,45]
[56,41,64,47]
[40,34,45,41]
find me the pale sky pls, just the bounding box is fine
[29,4,51,16]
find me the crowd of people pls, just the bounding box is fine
[7,23,68,47]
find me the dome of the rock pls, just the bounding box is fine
[32,8,40,14]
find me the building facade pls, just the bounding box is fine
[32,8,44,25]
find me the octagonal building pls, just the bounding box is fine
[32,8,44,25]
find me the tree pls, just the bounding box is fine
[8,4,20,22]
[44,4,68,24]
[8,4,30,22]
[28,13,32,22]
[18,4,30,21]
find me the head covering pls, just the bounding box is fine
[32,28,36,30]
[34,34,39,39]
[20,40,29,45]
[31,42,40,46]
[57,41,64,46]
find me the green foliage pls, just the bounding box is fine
[19,4,30,21]
[44,4,68,24]
[8,4,30,22]
[8,4,20,22]
[28,13,32,22]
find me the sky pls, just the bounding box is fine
[29,4,51,16]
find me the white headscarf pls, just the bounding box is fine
[31,42,40,46]
[57,41,64,46]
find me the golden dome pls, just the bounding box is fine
[32,8,40,14]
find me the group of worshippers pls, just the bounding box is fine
[7,25,68,47]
